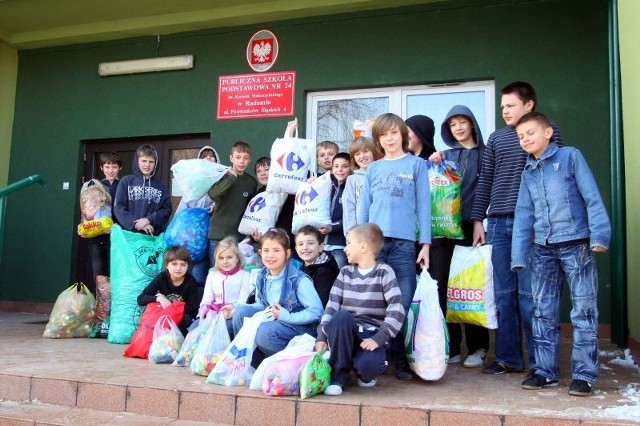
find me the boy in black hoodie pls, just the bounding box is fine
[295,225,340,307]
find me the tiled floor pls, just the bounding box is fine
[0,311,639,425]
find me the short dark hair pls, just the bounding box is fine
[254,156,271,172]
[349,223,384,256]
[231,140,252,155]
[501,81,537,111]
[136,144,157,158]
[164,246,192,268]
[295,225,324,244]
[372,113,409,153]
[332,152,351,165]
[99,152,122,167]
[516,111,551,129]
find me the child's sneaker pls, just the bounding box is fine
[521,374,559,390]
[463,349,486,368]
[324,382,343,396]
[446,354,461,364]
[357,378,377,388]
[568,379,593,396]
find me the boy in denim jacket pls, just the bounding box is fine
[511,112,611,397]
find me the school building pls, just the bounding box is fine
[0,0,638,351]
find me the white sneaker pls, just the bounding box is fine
[463,349,486,368]
[324,384,343,396]
[357,378,377,387]
[447,354,461,364]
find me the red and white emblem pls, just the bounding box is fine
[246,29,279,72]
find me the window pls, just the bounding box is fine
[306,81,495,152]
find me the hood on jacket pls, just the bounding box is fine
[198,145,220,163]
[440,105,484,149]
[132,145,159,179]
[405,115,436,159]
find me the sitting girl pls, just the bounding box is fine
[199,236,253,336]
[221,228,323,368]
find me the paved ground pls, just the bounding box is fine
[0,311,639,425]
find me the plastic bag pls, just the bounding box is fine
[262,353,314,396]
[207,310,268,386]
[404,270,449,381]
[291,171,332,233]
[124,301,185,359]
[266,129,315,194]
[428,161,463,239]
[108,225,166,344]
[190,314,231,376]
[238,192,287,237]
[173,314,214,367]
[43,283,96,338]
[78,179,113,238]
[90,275,111,338]
[446,245,497,329]
[171,158,229,203]
[164,207,210,263]
[250,333,316,390]
[148,315,185,364]
[299,350,332,399]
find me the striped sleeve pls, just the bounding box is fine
[371,264,405,346]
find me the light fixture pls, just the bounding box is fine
[98,54,194,76]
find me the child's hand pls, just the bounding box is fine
[472,221,486,247]
[317,225,332,235]
[314,341,328,352]
[220,304,234,319]
[416,244,430,270]
[428,151,444,164]
[360,338,379,351]
[592,245,607,253]
[306,175,317,184]
[286,117,298,137]
[156,294,171,309]
[134,218,154,235]
[270,303,282,319]
[251,227,263,241]
[226,168,237,177]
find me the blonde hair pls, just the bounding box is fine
[214,236,245,270]
[372,113,409,154]
[349,223,384,256]
[348,136,379,169]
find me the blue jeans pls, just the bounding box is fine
[377,238,416,366]
[330,248,348,270]
[486,216,535,370]
[530,242,599,384]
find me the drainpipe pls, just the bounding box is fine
[608,0,627,346]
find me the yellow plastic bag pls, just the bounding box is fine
[446,245,497,329]
[43,283,96,338]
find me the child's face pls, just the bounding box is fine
[448,116,474,144]
[295,233,324,266]
[407,128,422,154]
[317,147,337,171]
[344,231,364,265]
[517,120,553,159]
[354,148,374,170]
[379,125,404,157]
[216,249,240,272]
[100,161,121,182]
[501,93,534,127]
[230,150,251,174]
[202,153,217,163]
[138,155,156,178]
[259,238,290,276]
[255,164,270,186]
[331,158,351,183]
[166,259,188,284]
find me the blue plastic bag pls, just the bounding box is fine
[164,208,210,262]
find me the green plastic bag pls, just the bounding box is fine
[428,161,463,239]
[298,350,331,399]
[108,225,166,344]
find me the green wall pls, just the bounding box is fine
[2,0,614,322]
[0,41,17,186]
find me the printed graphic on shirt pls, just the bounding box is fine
[128,185,163,203]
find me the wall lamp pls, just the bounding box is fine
[98,54,194,76]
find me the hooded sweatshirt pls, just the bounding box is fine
[440,105,485,222]
[405,115,436,160]
[176,145,220,212]
[301,251,340,307]
[113,147,172,235]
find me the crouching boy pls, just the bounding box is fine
[512,112,611,396]
[315,223,406,396]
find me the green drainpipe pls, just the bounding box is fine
[608,0,627,346]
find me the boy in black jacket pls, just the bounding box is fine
[295,225,340,307]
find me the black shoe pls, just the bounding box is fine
[527,368,537,378]
[395,362,414,380]
[481,360,524,375]
[569,379,593,396]
[521,374,559,390]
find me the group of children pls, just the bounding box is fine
[81,79,611,398]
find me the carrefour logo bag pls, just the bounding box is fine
[266,129,315,194]
[238,192,288,236]
[291,171,332,233]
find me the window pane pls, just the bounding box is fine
[316,97,389,151]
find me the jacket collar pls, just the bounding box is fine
[527,143,559,169]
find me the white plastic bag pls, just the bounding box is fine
[266,129,315,194]
[148,315,185,364]
[291,171,332,233]
[173,314,214,367]
[249,333,316,390]
[171,159,229,202]
[404,270,448,381]
[190,314,231,376]
[446,245,497,329]
[238,192,287,236]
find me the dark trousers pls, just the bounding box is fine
[324,310,388,385]
[428,221,489,357]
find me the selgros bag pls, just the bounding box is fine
[446,245,497,329]
[266,129,315,194]
[404,270,448,381]
[164,207,210,263]
[238,192,287,237]
[428,161,463,239]
[171,159,228,202]
[291,171,332,234]
[108,225,167,344]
